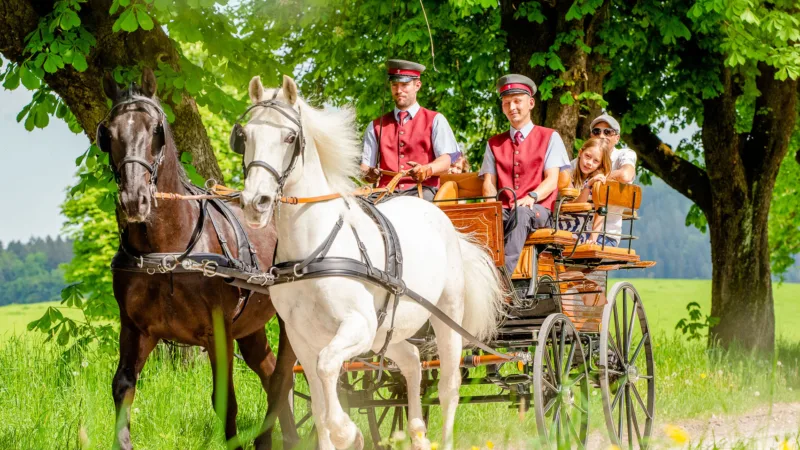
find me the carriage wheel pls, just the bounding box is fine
[599,282,655,449]
[533,313,590,448]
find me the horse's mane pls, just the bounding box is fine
[258,88,362,195]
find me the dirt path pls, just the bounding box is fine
[587,402,800,449]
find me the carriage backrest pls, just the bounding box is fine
[437,173,483,198]
[592,181,642,209]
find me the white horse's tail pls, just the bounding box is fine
[457,233,505,343]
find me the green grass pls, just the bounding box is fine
[0,301,83,339]
[2,280,800,449]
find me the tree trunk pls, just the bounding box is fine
[0,0,223,181]
[707,196,774,352]
[499,0,610,154]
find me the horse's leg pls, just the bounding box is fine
[385,341,430,450]
[237,319,300,450]
[207,328,240,449]
[112,320,158,450]
[428,321,463,450]
[285,323,334,450]
[316,315,373,450]
[237,330,277,450]
[271,317,300,448]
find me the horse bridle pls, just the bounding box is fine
[96,94,167,190]
[229,90,306,203]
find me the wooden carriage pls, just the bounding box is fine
[433,172,653,334]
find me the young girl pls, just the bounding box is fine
[559,137,616,245]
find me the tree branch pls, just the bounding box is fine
[623,124,712,213]
[0,0,222,181]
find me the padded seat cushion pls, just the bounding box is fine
[560,203,593,213]
[525,229,576,245]
[559,188,580,198]
[570,243,640,262]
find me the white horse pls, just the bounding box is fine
[239,75,504,450]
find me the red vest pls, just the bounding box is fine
[373,107,439,190]
[489,125,556,210]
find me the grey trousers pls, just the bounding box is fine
[502,205,552,273]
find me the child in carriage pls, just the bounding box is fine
[559,136,617,245]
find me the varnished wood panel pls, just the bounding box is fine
[592,181,642,209]
[439,173,484,198]
[439,201,504,267]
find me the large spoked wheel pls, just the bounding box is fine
[291,372,317,448]
[600,282,655,449]
[533,313,590,449]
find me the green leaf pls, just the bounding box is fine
[135,8,155,31]
[559,91,574,105]
[57,325,70,345]
[180,152,193,163]
[34,108,50,128]
[161,102,175,123]
[43,54,63,73]
[20,65,40,90]
[3,66,20,90]
[172,77,185,89]
[71,52,88,72]
[60,10,81,30]
[185,76,202,94]
[115,8,139,32]
[109,0,121,15]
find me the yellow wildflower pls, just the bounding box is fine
[608,446,621,450]
[431,443,439,450]
[471,447,480,450]
[780,439,790,450]
[700,372,707,379]
[487,441,494,449]
[664,424,690,445]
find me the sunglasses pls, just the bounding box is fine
[591,127,618,137]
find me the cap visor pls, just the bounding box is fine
[389,75,418,83]
[500,88,532,97]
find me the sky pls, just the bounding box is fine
[0,83,698,244]
[0,87,88,243]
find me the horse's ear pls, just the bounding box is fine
[102,72,119,100]
[282,75,298,105]
[141,67,157,98]
[249,76,264,104]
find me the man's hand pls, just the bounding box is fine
[407,161,433,182]
[361,167,381,184]
[515,194,537,209]
[588,173,607,186]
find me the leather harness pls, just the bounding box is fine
[179,99,516,362]
[102,94,261,323]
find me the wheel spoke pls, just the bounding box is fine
[551,326,562,382]
[631,383,652,420]
[612,383,625,413]
[543,396,557,416]
[608,333,624,365]
[542,377,558,393]
[629,333,648,366]
[616,387,624,440]
[605,368,625,376]
[550,403,561,438]
[626,298,637,356]
[564,341,577,377]
[566,371,586,388]
[613,299,622,361]
[297,411,312,428]
[559,326,567,377]
[630,394,644,446]
[639,375,654,380]
[543,346,558,387]
[622,289,628,361]
[626,386,634,448]
[564,410,584,449]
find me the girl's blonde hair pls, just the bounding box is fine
[573,137,613,187]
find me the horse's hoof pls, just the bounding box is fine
[352,429,364,450]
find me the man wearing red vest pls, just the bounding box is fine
[480,74,570,274]
[360,59,461,200]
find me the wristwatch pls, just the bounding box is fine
[528,192,539,202]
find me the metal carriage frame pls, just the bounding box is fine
[285,176,657,450]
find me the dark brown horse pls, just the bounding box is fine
[99,68,297,450]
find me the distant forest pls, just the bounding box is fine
[0,236,73,306]
[0,183,797,306]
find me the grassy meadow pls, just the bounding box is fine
[1,279,800,449]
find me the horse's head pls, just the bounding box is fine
[237,75,304,228]
[97,67,167,223]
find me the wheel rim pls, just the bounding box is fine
[534,313,590,449]
[600,282,656,449]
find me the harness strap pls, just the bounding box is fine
[202,256,510,360]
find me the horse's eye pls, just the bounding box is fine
[153,123,163,135]
[285,133,296,144]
